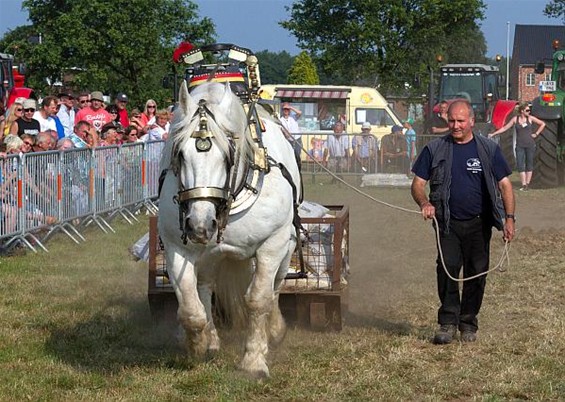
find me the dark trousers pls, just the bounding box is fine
[435,216,492,332]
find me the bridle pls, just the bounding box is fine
[172,99,236,244]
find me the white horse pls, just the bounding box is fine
[158,81,301,378]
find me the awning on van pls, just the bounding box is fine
[275,88,350,99]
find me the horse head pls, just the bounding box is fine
[170,81,247,245]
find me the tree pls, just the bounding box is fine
[256,50,294,84]
[0,0,215,108]
[281,0,487,95]
[287,51,319,84]
[545,0,565,21]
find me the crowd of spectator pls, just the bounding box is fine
[0,91,172,157]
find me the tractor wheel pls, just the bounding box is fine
[531,120,562,188]
[498,130,515,169]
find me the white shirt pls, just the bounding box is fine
[33,111,57,132]
[280,116,301,140]
[146,125,167,141]
[57,106,76,137]
[327,134,349,158]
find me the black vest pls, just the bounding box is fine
[425,133,505,233]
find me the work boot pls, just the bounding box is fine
[460,330,477,343]
[433,324,457,345]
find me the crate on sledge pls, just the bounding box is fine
[147,204,349,331]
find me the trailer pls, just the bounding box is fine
[147,205,349,331]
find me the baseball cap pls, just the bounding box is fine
[116,93,128,102]
[58,92,74,99]
[90,91,105,102]
[361,122,371,129]
[403,118,414,125]
[23,98,37,110]
[391,125,403,133]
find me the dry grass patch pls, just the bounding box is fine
[0,184,564,399]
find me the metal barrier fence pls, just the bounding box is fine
[0,131,441,253]
[296,132,440,180]
[0,140,165,253]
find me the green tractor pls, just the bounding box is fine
[530,49,565,187]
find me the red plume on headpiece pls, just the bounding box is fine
[173,42,195,63]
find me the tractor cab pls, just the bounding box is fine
[438,64,501,122]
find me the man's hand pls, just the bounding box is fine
[420,201,436,220]
[503,219,515,242]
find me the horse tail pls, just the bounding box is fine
[213,259,253,329]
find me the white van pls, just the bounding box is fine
[258,84,402,141]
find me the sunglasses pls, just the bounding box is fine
[24,108,35,112]
[79,100,89,104]
[147,105,156,108]
[524,109,531,113]
[23,141,34,146]
[16,108,23,112]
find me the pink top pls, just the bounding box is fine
[75,107,112,132]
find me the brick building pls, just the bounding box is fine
[510,24,565,102]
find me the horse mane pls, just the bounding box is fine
[169,82,259,166]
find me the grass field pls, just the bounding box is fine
[0,182,564,401]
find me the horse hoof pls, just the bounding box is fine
[243,368,270,380]
[205,347,219,361]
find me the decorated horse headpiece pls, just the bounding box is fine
[172,42,261,103]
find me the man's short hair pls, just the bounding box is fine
[42,96,58,108]
[448,100,475,119]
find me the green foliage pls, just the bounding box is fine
[544,0,565,22]
[0,0,215,109]
[287,51,319,84]
[281,0,487,95]
[256,50,294,84]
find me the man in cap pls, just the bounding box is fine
[11,98,40,137]
[114,93,130,128]
[57,92,76,137]
[279,102,302,161]
[352,122,377,173]
[381,124,409,173]
[75,91,112,133]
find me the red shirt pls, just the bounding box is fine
[118,108,130,128]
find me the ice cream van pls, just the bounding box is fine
[258,84,403,141]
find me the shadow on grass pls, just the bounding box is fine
[345,311,436,343]
[43,295,192,374]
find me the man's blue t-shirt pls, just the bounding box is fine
[412,138,511,220]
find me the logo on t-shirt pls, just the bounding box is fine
[466,158,482,173]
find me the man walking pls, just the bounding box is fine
[411,100,515,344]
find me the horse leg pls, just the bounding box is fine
[268,243,295,347]
[197,271,220,357]
[240,232,290,378]
[166,247,210,360]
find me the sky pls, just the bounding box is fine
[0,0,561,58]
